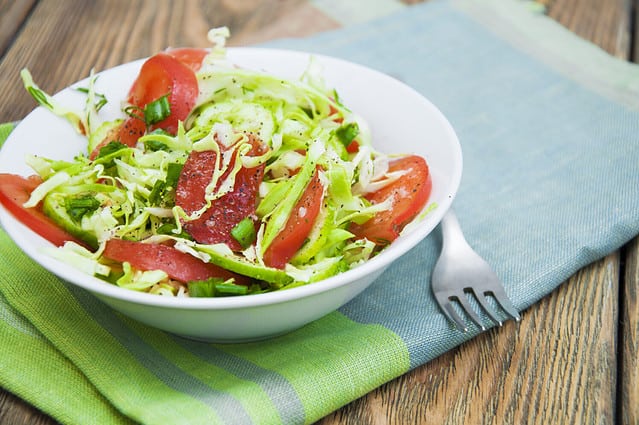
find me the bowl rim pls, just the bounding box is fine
[0,46,463,310]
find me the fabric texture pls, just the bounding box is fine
[1,0,639,423]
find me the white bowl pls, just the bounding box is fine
[0,48,462,342]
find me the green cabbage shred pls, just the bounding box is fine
[20,28,423,297]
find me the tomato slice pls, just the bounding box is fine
[165,47,208,72]
[175,136,266,251]
[0,173,89,248]
[349,155,432,245]
[103,239,251,285]
[90,52,199,160]
[345,140,359,153]
[89,116,146,160]
[263,168,324,269]
[127,52,198,135]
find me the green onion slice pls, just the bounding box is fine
[144,95,171,125]
[230,217,257,249]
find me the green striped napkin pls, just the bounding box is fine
[2,0,639,423]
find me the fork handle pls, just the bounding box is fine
[439,210,468,253]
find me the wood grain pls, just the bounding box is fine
[542,0,632,58]
[0,391,51,425]
[0,0,337,123]
[535,3,639,423]
[622,237,639,425]
[0,0,36,57]
[635,0,639,62]
[318,0,635,422]
[0,1,637,424]
[319,253,620,425]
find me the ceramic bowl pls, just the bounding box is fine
[0,48,462,342]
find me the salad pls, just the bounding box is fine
[0,28,433,297]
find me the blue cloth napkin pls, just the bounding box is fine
[1,1,638,423]
[267,0,639,367]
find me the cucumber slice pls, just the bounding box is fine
[192,243,292,286]
[284,257,349,287]
[42,193,99,250]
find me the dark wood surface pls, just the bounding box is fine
[0,1,637,424]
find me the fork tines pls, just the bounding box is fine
[435,286,521,332]
[431,210,521,332]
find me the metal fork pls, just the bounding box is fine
[431,210,521,331]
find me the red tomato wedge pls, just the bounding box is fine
[127,52,199,135]
[175,136,266,251]
[175,149,218,212]
[90,52,200,159]
[89,116,146,160]
[103,239,251,285]
[165,47,208,72]
[263,168,324,269]
[350,155,431,245]
[0,173,88,248]
[345,140,359,153]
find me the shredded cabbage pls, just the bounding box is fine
[19,28,430,297]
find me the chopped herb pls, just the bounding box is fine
[187,278,249,297]
[165,163,183,188]
[148,180,166,206]
[144,139,169,152]
[214,282,249,296]
[335,122,359,146]
[188,279,223,297]
[149,162,183,206]
[65,194,101,221]
[95,141,127,159]
[230,217,257,249]
[144,94,171,125]
[155,223,191,239]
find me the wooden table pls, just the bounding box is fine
[0,1,637,424]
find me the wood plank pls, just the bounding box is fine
[320,0,629,421]
[621,237,639,425]
[318,253,619,424]
[0,0,36,58]
[635,0,639,62]
[0,391,52,425]
[0,0,338,124]
[538,3,639,424]
[0,1,634,424]
[0,1,336,424]
[543,0,632,58]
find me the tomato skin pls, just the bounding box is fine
[0,173,89,248]
[345,140,359,153]
[165,48,208,72]
[263,168,324,269]
[127,53,198,135]
[327,103,344,122]
[176,136,266,251]
[175,149,217,213]
[116,116,146,147]
[91,52,200,160]
[89,116,146,160]
[349,155,431,245]
[103,239,251,285]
